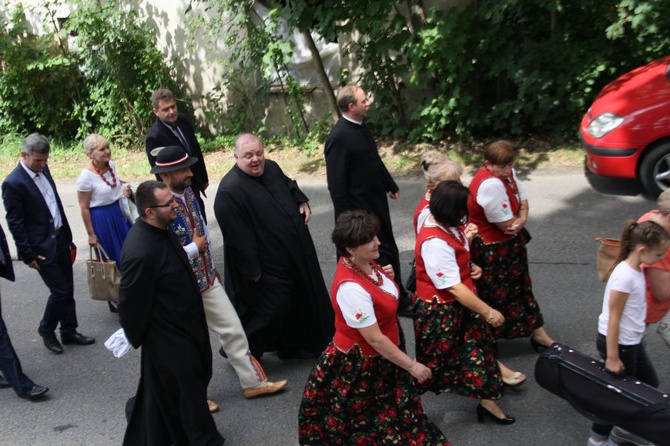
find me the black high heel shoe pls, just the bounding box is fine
[476,403,515,425]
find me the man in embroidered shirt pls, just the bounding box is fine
[145,88,210,221]
[2,133,94,355]
[153,145,287,399]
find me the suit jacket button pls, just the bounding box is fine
[51,235,55,239]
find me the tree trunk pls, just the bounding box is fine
[406,0,427,34]
[302,29,340,122]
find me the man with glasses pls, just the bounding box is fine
[118,180,224,446]
[152,145,287,400]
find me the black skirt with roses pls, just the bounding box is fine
[470,233,544,339]
[298,343,449,445]
[413,296,503,399]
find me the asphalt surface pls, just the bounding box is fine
[0,165,667,445]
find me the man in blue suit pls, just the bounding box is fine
[0,221,49,400]
[1,133,94,354]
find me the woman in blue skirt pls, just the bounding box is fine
[76,134,133,312]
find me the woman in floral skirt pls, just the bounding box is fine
[298,210,448,445]
[414,181,514,425]
[467,140,555,350]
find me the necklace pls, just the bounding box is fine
[93,161,117,188]
[343,258,383,286]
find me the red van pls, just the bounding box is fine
[580,56,670,196]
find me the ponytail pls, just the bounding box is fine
[612,220,670,270]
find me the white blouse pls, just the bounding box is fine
[336,273,398,329]
[476,169,527,223]
[76,161,123,208]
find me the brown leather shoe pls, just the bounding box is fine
[242,379,288,399]
[207,399,220,413]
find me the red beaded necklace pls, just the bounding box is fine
[343,257,383,286]
[93,161,117,188]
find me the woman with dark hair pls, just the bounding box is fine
[413,151,526,387]
[414,181,514,425]
[298,210,448,445]
[468,140,555,351]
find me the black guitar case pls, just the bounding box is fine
[535,343,670,445]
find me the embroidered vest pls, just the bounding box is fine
[331,258,400,356]
[415,223,475,304]
[170,188,215,293]
[468,167,520,244]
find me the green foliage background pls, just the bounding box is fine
[1,0,670,149]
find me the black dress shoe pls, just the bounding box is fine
[61,332,95,345]
[18,385,49,401]
[0,374,10,389]
[38,330,63,354]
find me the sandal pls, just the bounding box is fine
[502,371,526,388]
[207,399,220,413]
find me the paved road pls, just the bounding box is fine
[0,165,667,445]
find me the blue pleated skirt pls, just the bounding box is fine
[90,201,131,272]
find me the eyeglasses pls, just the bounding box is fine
[148,198,175,208]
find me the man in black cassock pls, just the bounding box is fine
[118,181,224,446]
[214,134,334,360]
[324,84,412,313]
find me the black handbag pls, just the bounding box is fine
[405,260,416,294]
[535,343,670,445]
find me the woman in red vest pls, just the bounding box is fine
[414,152,526,387]
[298,210,448,445]
[414,180,514,425]
[468,140,555,351]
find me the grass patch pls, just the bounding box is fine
[0,134,584,182]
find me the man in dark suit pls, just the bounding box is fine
[324,84,412,314]
[0,221,49,400]
[145,88,210,221]
[1,133,94,354]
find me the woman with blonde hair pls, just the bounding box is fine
[76,134,133,312]
[413,151,526,387]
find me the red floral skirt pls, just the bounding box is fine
[298,343,449,445]
[413,297,503,399]
[470,233,544,339]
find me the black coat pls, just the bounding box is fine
[214,161,334,356]
[119,220,223,446]
[0,224,14,282]
[324,117,402,270]
[145,114,209,195]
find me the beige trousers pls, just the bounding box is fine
[201,279,267,388]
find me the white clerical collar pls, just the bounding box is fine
[342,114,362,126]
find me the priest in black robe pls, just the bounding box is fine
[119,180,224,446]
[325,84,411,312]
[214,134,334,359]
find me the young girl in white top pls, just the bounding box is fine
[589,220,670,446]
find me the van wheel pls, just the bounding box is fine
[640,142,670,197]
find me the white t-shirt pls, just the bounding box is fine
[476,169,527,223]
[76,161,123,208]
[420,223,466,290]
[597,261,647,345]
[336,273,398,329]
